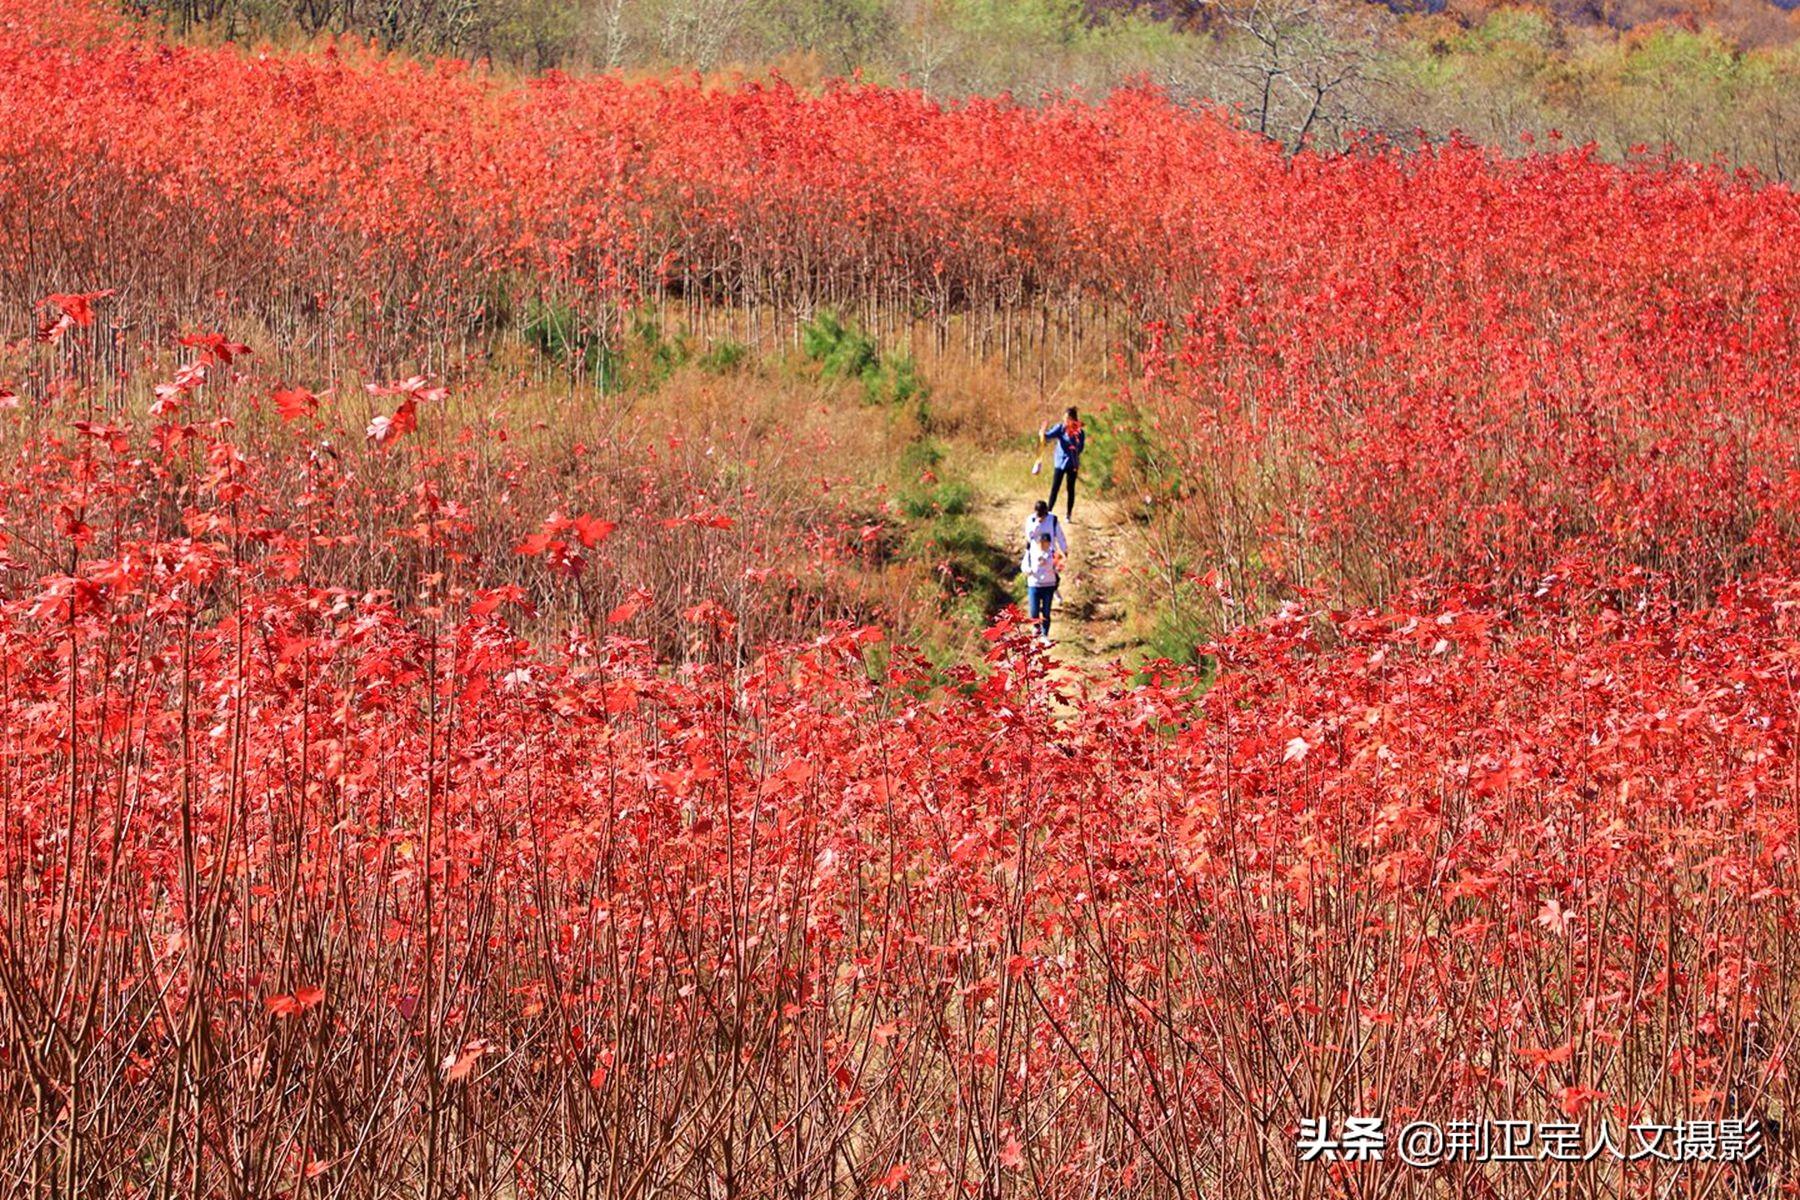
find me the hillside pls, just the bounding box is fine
[1097,0,1800,32]
[128,0,1800,179]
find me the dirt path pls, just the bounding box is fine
[974,474,1141,673]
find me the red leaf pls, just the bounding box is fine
[179,332,251,364]
[441,1038,496,1083]
[367,376,447,405]
[36,290,115,342]
[1518,1040,1573,1068]
[71,419,130,454]
[272,387,320,422]
[470,584,527,617]
[682,600,737,633]
[367,397,418,447]
[570,515,617,548]
[265,984,325,1017]
[607,588,653,624]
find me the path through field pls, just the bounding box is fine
[974,476,1141,673]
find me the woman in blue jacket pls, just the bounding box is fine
[1042,406,1086,519]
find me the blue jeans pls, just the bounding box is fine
[1028,584,1056,637]
[1048,464,1077,518]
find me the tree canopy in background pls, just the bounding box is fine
[133,0,1800,178]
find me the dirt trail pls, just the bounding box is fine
[974,476,1141,673]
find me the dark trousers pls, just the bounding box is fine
[1048,465,1077,518]
[1028,584,1057,637]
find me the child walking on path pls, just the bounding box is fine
[1022,532,1062,642]
[1023,499,1067,554]
[1042,406,1086,519]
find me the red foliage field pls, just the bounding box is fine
[2,1,1800,1197]
[1133,155,1800,607]
[4,0,1782,376]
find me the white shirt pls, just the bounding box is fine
[1024,512,1067,554]
[1022,544,1061,588]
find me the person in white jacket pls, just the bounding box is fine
[1023,499,1068,555]
[1021,532,1062,642]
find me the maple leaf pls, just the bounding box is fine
[367,376,447,404]
[365,379,437,447]
[607,588,653,624]
[35,290,115,342]
[178,332,251,364]
[588,1048,615,1090]
[470,584,528,617]
[570,514,616,547]
[367,398,418,447]
[682,599,737,633]
[265,986,322,1017]
[1557,1085,1605,1119]
[71,420,130,454]
[272,386,320,422]
[1517,1040,1573,1068]
[1535,898,1577,936]
[441,1038,497,1083]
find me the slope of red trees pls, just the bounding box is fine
[6,0,1795,605]
[3,0,1793,378]
[1133,147,1800,605]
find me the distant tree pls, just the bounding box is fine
[477,0,583,67]
[757,0,898,73]
[647,0,749,68]
[597,0,631,67]
[1183,0,1382,148]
